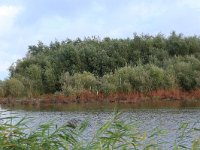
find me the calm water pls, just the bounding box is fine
[1,101,200,148]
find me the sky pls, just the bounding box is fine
[0,0,200,80]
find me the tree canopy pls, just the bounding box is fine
[3,32,200,97]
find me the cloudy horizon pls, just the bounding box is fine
[0,0,200,80]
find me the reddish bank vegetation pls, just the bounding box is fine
[0,89,200,106]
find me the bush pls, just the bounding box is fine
[100,82,117,95]
[173,61,198,90]
[0,87,4,97]
[4,78,25,97]
[62,85,75,96]
[74,71,97,91]
[128,65,150,93]
[61,71,98,96]
[13,74,34,98]
[163,68,178,89]
[100,74,117,95]
[113,66,133,93]
[101,67,133,94]
[61,72,75,96]
[145,64,165,91]
[0,80,5,97]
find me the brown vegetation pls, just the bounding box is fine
[0,89,200,106]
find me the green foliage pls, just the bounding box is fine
[163,68,178,89]
[167,31,189,56]
[0,113,162,150]
[148,48,169,67]
[61,71,98,96]
[145,64,165,91]
[74,71,98,90]
[13,74,34,98]
[171,56,200,90]
[26,64,43,95]
[0,87,4,97]
[101,65,166,93]
[113,66,133,93]
[175,62,196,90]
[1,113,200,149]
[44,67,57,93]
[5,32,200,97]
[0,80,5,97]
[101,74,117,95]
[61,72,74,96]
[128,65,150,93]
[4,78,24,97]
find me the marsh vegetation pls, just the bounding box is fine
[1,110,200,150]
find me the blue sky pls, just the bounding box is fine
[0,0,200,80]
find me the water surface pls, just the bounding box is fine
[1,101,200,148]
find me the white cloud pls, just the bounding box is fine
[0,5,23,79]
[0,5,23,35]
[176,0,200,9]
[125,2,167,21]
[0,50,19,80]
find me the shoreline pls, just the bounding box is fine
[0,89,200,106]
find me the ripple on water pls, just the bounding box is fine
[1,104,200,148]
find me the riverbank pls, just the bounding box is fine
[0,89,200,106]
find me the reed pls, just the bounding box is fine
[0,111,200,149]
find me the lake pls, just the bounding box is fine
[1,100,200,149]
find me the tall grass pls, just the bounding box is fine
[0,111,200,149]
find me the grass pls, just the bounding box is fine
[0,111,200,150]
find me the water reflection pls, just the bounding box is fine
[1,100,200,112]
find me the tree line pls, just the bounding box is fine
[1,31,200,98]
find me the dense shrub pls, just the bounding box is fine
[0,81,5,97]
[100,74,117,95]
[145,64,165,90]
[113,66,133,93]
[163,68,178,89]
[173,60,200,90]
[61,72,75,96]
[128,66,150,93]
[4,32,200,97]
[61,71,98,96]
[4,78,24,97]
[0,87,4,97]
